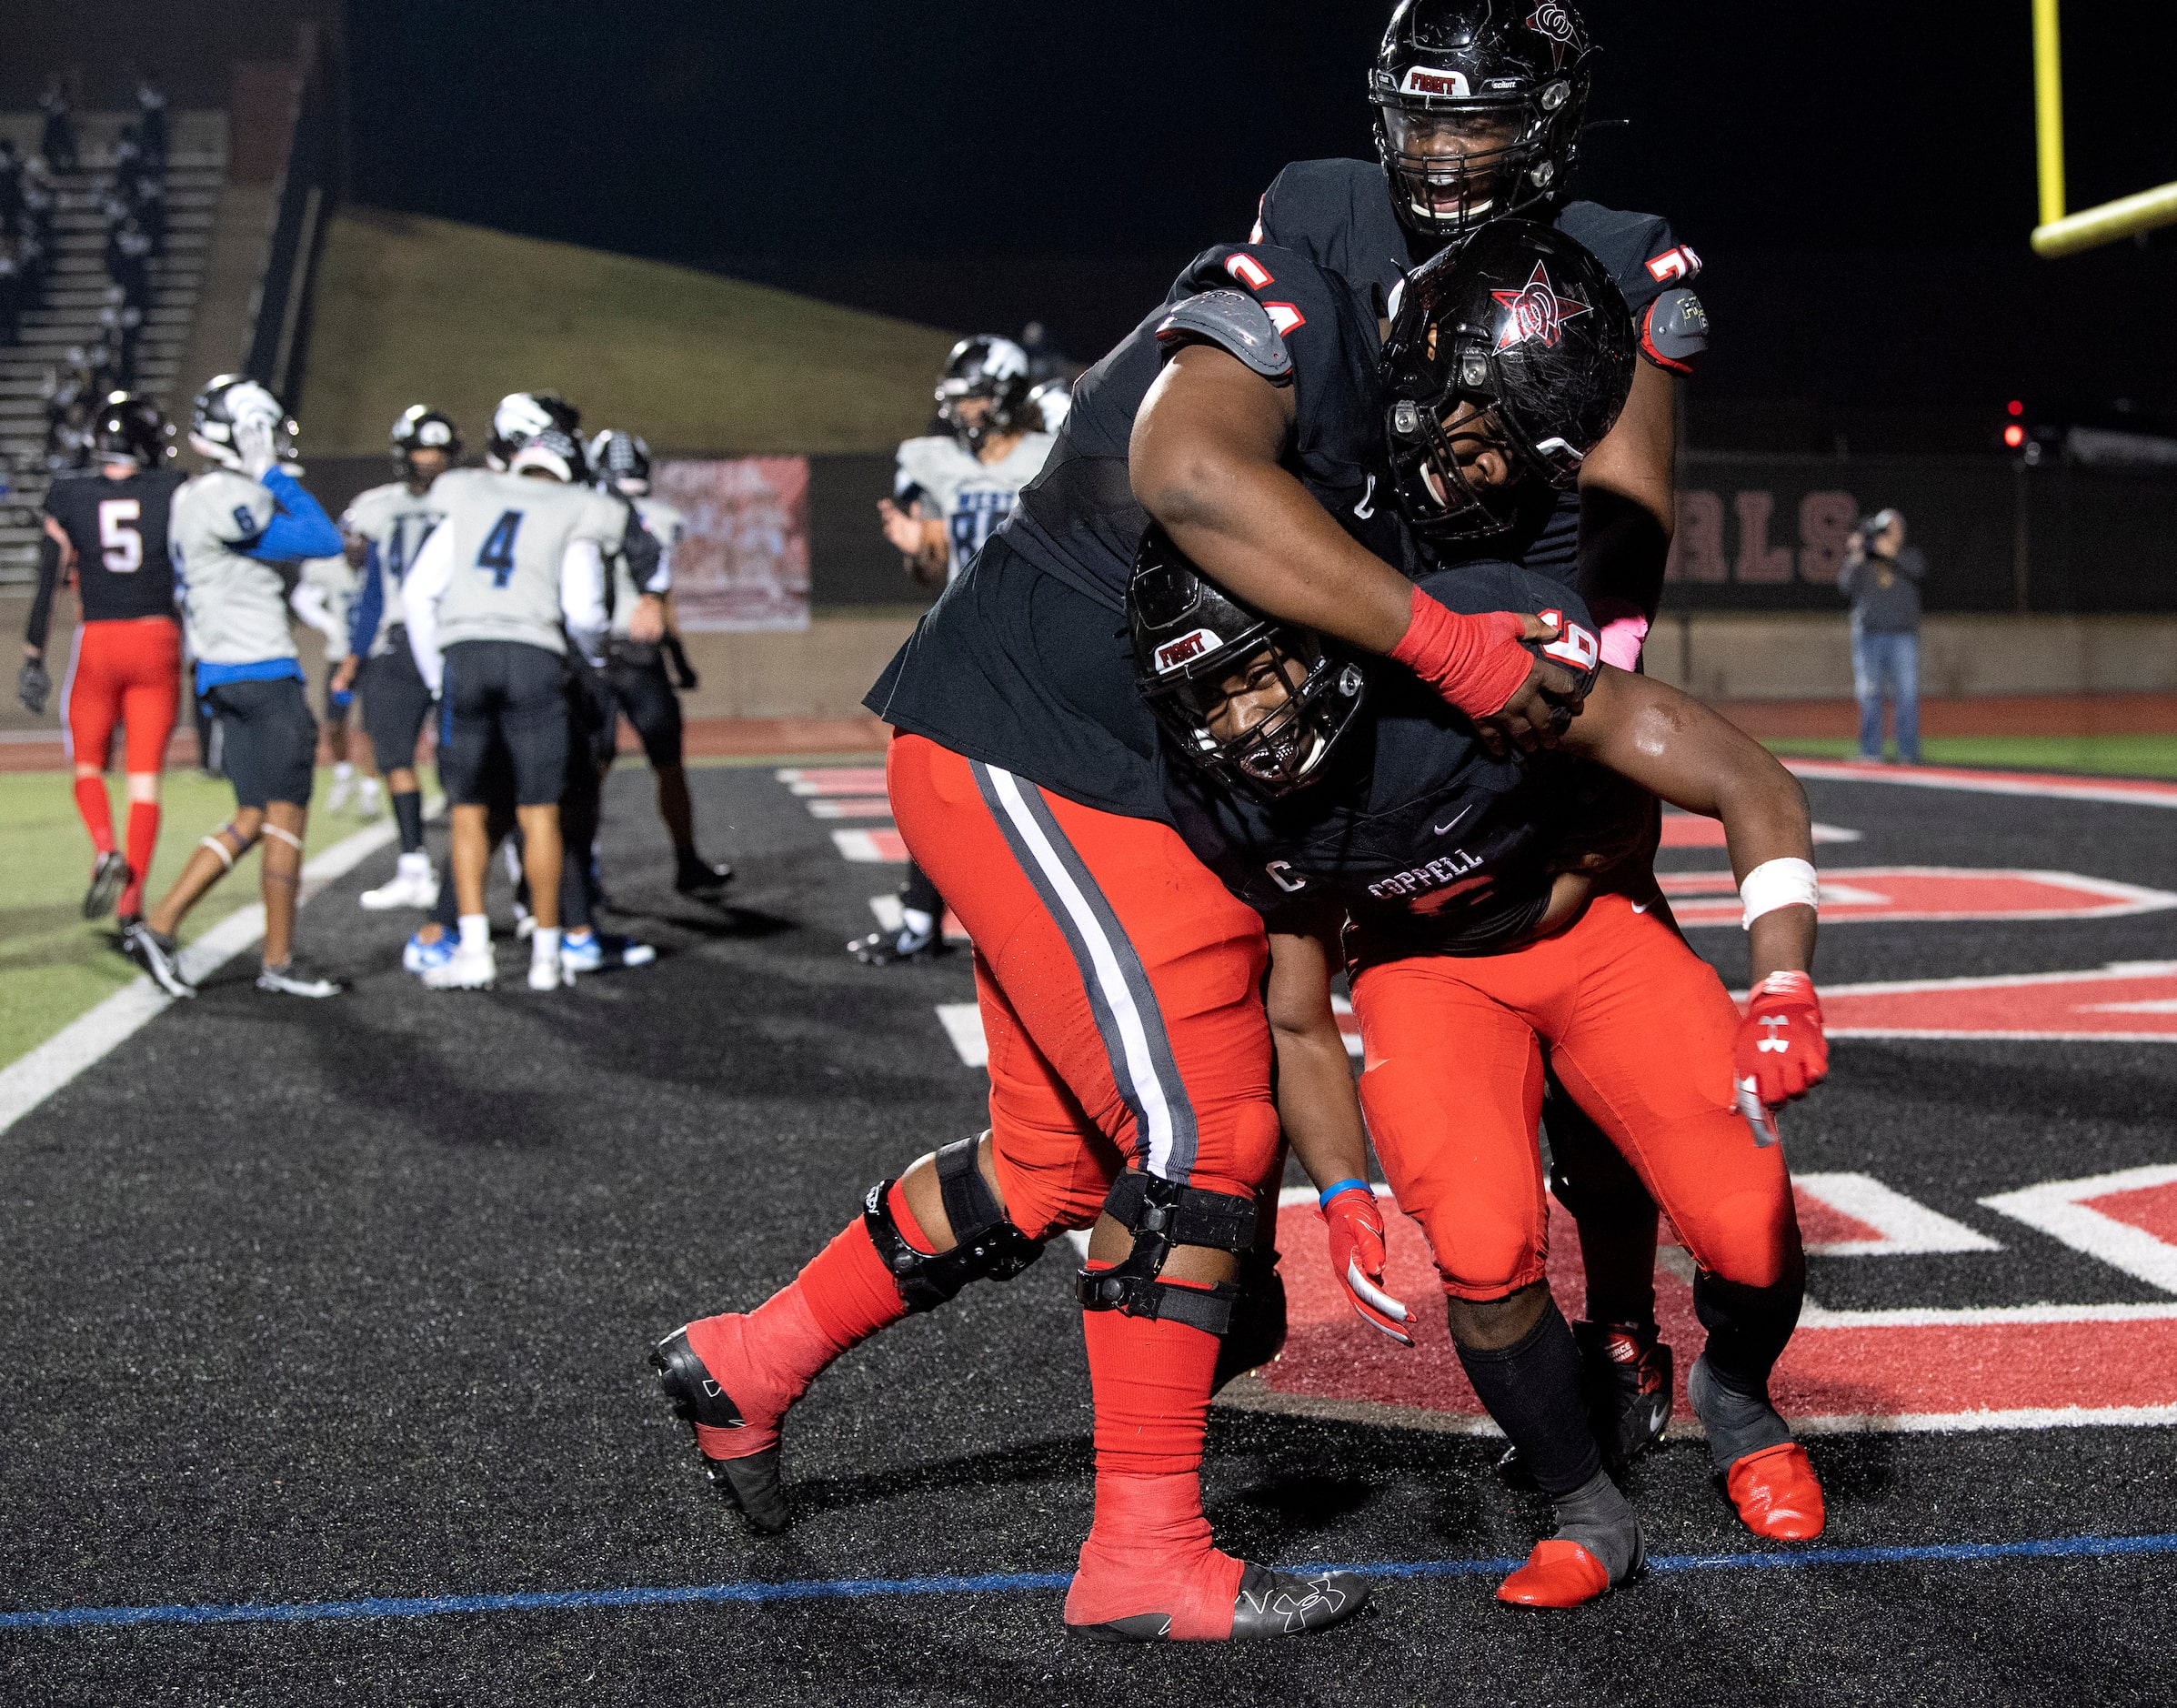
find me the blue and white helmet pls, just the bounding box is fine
[487,391,585,482]
[189,375,295,471]
[587,429,652,496]
[936,336,1033,452]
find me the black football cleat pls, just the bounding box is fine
[650,1326,788,1533]
[675,852,734,895]
[84,851,131,920]
[124,919,196,999]
[1071,1565,1369,1643]
[1499,1320,1672,1488]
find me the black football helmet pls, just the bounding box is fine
[587,429,652,496]
[1370,0,1596,242]
[1129,526,1366,800]
[188,375,297,472]
[90,392,173,467]
[1379,219,1632,540]
[390,405,461,478]
[936,336,1033,453]
[487,392,585,482]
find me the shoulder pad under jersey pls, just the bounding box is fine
[1640,286,1709,374]
[1155,289,1294,384]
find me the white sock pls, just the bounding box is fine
[398,850,431,877]
[901,908,935,939]
[532,927,561,961]
[459,913,488,951]
[565,927,595,947]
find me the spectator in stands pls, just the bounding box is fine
[0,242,21,347]
[130,167,166,255]
[40,76,78,173]
[106,214,153,308]
[1839,507,1924,765]
[113,126,144,182]
[99,286,143,386]
[0,139,21,236]
[135,70,170,166]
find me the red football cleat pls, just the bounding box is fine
[1726,1442,1826,1541]
[1496,1540,1612,1609]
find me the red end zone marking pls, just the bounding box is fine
[831,829,908,863]
[1782,759,2177,810]
[779,768,889,797]
[1663,867,2177,927]
[1660,812,1857,848]
[1230,1193,2177,1433]
[1816,962,2177,1042]
[2087,1181,2177,1247]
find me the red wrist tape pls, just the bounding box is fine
[1386,586,1534,719]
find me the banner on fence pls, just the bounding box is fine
[653,457,811,632]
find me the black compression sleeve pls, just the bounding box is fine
[1574,487,1670,624]
[25,530,62,652]
[620,505,663,595]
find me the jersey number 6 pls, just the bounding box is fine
[476,509,524,588]
[98,498,144,573]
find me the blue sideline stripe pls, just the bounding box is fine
[5,1533,2173,1633]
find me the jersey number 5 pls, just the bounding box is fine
[98,498,144,573]
[476,509,524,588]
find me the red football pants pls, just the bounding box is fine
[886,733,1280,1232]
[65,618,181,775]
[1353,892,1800,1301]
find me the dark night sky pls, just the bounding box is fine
[347,1,2177,441]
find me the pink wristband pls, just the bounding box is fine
[1598,613,1650,671]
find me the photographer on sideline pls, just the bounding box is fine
[1839,508,1924,764]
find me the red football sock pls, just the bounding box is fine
[120,800,160,917]
[1063,1264,1244,1639]
[680,1186,920,1461]
[74,777,115,856]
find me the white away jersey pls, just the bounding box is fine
[894,431,1056,582]
[343,479,446,655]
[171,469,293,666]
[426,467,628,654]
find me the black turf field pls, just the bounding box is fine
[3,760,2174,1706]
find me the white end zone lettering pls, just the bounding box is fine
[1224,252,1274,291]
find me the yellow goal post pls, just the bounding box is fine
[2031,0,2177,257]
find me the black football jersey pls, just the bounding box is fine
[867,242,1403,823]
[42,467,185,623]
[1161,561,1646,960]
[1251,159,1698,585]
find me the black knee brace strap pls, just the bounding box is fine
[1073,1170,1255,1337]
[862,1138,1046,1314]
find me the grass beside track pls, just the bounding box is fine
[0,771,376,1070]
[1762,734,2177,777]
[299,209,959,456]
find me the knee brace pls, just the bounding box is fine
[201,822,256,868]
[1074,1170,1258,1337]
[861,1135,1046,1314]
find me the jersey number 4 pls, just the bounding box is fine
[476,509,524,588]
[98,498,144,573]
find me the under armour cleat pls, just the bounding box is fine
[1724,1442,1826,1541]
[650,1325,789,1532]
[361,851,440,912]
[422,942,496,990]
[560,929,657,975]
[125,920,195,999]
[847,924,939,967]
[1500,1319,1672,1488]
[404,929,455,977]
[675,852,734,895]
[256,959,343,999]
[1069,1565,1369,1643]
[84,850,131,920]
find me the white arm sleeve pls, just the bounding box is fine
[560,537,608,661]
[288,579,348,658]
[403,520,457,695]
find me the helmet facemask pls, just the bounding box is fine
[1142,626,1365,800]
[1373,98,1559,239]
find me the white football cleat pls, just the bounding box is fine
[361,851,440,912]
[527,951,569,991]
[422,942,497,990]
[356,777,383,818]
[325,769,356,814]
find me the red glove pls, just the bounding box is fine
[1319,1182,1413,1346]
[1388,587,1535,720]
[1735,971,1830,1107]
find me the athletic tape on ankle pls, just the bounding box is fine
[1740,857,1819,929]
[260,823,304,853]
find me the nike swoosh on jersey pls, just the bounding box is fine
[1631,900,1650,913]
[1432,805,1474,836]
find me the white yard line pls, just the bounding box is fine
[0,815,407,1140]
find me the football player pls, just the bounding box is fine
[584,428,734,906]
[852,337,1057,967]
[125,377,347,1000]
[401,393,664,991]
[291,545,376,818]
[344,407,456,912]
[23,393,186,927]
[1249,0,1712,1463]
[651,228,1589,1642]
